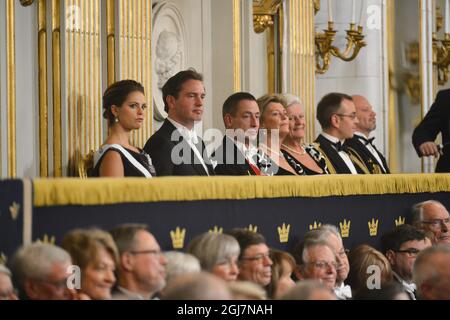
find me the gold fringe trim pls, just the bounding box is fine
[33,174,450,207]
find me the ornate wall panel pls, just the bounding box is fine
[288,0,315,142]
[118,0,152,146]
[65,0,102,175]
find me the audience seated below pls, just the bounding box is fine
[2,200,450,300]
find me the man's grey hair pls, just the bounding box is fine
[110,223,149,254]
[413,244,450,297]
[304,224,343,243]
[187,232,240,271]
[281,280,334,300]
[0,264,12,277]
[163,251,201,285]
[283,94,303,108]
[11,243,71,289]
[296,239,334,268]
[411,200,445,224]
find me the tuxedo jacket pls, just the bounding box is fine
[314,134,368,174]
[412,89,450,172]
[143,119,215,176]
[345,136,390,174]
[212,136,257,176]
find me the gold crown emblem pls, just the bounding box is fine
[395,216,405,227]
[209,226,223,234]
[339,219,351,238]
[0,252,7,265]
[309,221,322,230]
[277,223,290,243]
[36,234,56,245]
[9,201,20,220]
[170,227,186,249]
[246,224,258,233]
[368,218,379,237]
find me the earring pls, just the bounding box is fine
[114,117,119,123]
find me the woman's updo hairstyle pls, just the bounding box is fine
[102,80,145,124]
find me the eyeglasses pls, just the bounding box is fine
[393,248,421,257]
[129,249,162,257]
[36,277,69,290]
[307,260,338,270]
[421,218,450,229]
[335,113,357,120]
[241,252,271,263]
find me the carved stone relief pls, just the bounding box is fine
[152,1,187,121]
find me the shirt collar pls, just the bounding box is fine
[168,117,199,144]
[321,132,345,145]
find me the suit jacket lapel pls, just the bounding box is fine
[315,135,352,174]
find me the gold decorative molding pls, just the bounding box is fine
[52,0,62,177]
[38,0,48,177]
[106,0,115,86]
[288,0,315,142]
[313,0,320,15]
[20,0,35,6]
[7,0,16,177]
[233,0,241,92]
[118,0,152,145]
[253,0,283,93]
[387,0,398,173]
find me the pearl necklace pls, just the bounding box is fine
[281,144,306,156]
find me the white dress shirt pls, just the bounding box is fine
[321,132,358,174]
[354,131,387,172]
[168,118,209,175]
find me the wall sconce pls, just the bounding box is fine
[315,0,366,74]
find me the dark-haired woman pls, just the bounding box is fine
[91,80,155,177]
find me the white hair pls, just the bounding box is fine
[163,251,201,285]
[411,200,446,224]
[282,93,303,108]
[11,243,71,288]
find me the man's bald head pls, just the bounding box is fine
[352,95,376,136]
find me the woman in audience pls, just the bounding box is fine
[91,79,155,177]
[61,228,118,300]
[346,244,393,296]
[187,232,240,281]
[266,249,296,299]
[257,94,298,175]
[281,94,330,175]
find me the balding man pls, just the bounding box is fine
[411,200,450,245]
[345,95,390,174]
[413,245,450,299]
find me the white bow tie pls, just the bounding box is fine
[401,281,416,293]
[334,284,352,299]
[183,129,199,145]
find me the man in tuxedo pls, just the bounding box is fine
[411,200,450,245]
[144,69,215,176]
[345,95,390,174]
[412,89,450,172]
[381,225,432,300]
[314,92,369,174]
[213,92,262,175]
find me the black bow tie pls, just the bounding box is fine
[333,141,348,152]
[358,136,375,146]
